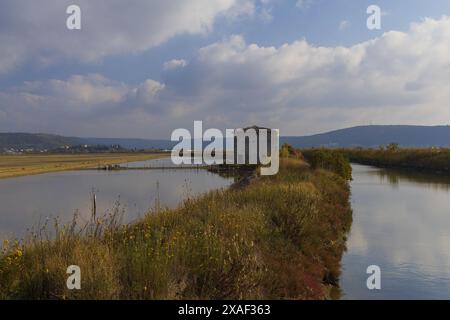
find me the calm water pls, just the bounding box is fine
[341,164,450,299]
[124,157,204,168]
[0,158,233,240]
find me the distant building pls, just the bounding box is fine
[233,125,272,165]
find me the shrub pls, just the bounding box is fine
[280,144,303,160]
[302,149,352,180]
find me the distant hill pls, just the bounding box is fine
[3,125,450,152]
[281,125,450,148]
[80,137,175,150]
[0,133,81,151]
[0,133,175,151]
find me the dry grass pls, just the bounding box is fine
[0,153,169,179]
[0,159,352,300]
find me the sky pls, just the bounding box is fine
[2,0,450,138]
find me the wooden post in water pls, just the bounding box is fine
[91,190,97,220]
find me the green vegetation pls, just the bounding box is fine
[302,149,352,180]
[0,158,352,300]
[344,147,450,173]
[0,153,168,179]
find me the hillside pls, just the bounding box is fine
[0,133,174,151]
[3,125,450,152]
[81,137,174,150]
[0,133,81,151]
[282,125,450,148]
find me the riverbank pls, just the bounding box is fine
[0,153,169,179]
[0,158,352,300]
[343,148,450,174]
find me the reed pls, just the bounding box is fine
[343,147,450,173]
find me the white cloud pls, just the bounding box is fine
[127,79,166,106]
[159,17,450,134]
[296,0,313,10]
[8,74,128,114]
[339,20,351,31]
[0,0,256,74]
[3,17,450,137]
[0,74,166,135]
[163,59,188,71]
[225,0,274,23]
[258,7,273,23]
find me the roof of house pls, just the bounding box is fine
[241,125,272,132]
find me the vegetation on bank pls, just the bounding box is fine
[343,146,450,173]
[0,153,168,179]
[280,143,304,160]
[302,149,352,181]
[0,157,352,300]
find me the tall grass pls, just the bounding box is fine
[0,159,352,300]
[344,148,450,173]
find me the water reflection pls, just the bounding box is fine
[341,164,450,299]
[0,158,233,240]
[124,155,236,168]
[124,157,202,168]
[368,166,450,192]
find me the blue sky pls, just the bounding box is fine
[1,0,450,138]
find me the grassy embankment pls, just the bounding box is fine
[0,154,352,300]
[343,147,450,174]
[0,153,168,179]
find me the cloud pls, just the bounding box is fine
[3,17,450,137]
[258,6,273,23]
[0,74,166,135]
[0,0,256,74]
[339,20,351,31]
[160,17,450,134]
[126,79,166,107]
[295,0,313,10]
[163,59,188,71]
